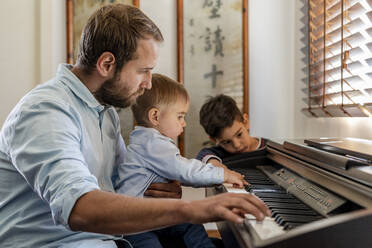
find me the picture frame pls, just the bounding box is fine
[66,0,138,64]
[178,0,248,156]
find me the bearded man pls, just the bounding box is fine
[0,4,269,248]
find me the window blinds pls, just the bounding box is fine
[304,0,372,117]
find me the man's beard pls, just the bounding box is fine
[95,75,145,108]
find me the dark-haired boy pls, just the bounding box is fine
[197,94,266,167]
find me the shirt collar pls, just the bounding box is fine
[56,63,105,112]
[256,138,262,150]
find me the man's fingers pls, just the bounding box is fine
[244,193,271,215]
[170,180,182,186]
[232,182,244,188]
[144,189,163,197]
[216,206,244,224]
[187,192,271,224]
[231,196,265,221]
[232,177,249,188]
[147,183,171,191]
[223,193,271,220]
[144,189,181,198]
[215,194,267,223]
[147,182,182,193]
[232,208,246,217]
[145,181,182,199]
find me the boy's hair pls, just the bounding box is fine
[199,94,243,139]
[77,4,163,74]
[132,74,189,127]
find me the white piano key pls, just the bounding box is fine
[224,184,286,239]
[223,183,249,194]
[244,215,286,240]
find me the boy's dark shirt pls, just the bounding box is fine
[196,138,267,162]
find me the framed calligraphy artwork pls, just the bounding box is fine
[181,0,248,157]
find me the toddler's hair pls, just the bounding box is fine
[132,73,189,127]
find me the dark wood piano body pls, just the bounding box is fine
[206,139,372,248]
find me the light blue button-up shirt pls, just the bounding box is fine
[0,64,127,247]
[115,126,224,197]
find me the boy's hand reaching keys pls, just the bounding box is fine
[224,168,249,188]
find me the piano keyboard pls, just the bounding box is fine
[223,183,286,240]
[223,167,326,240]
[212,139,372,248]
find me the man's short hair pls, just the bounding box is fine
[132,73,189,127]
[199,94,244,139]
[77,4,163,74]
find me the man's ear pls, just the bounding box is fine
[148,107,160,126]
[96,52,116,77]
[243,113,250,130]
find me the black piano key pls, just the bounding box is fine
[247,180,274,185]
[254,192,295,199]
[243,172,266,176]
[234,169,263,177]
[259,197,302,204]
[245,176,270,180]
[275,214,322,224]
[283,222,304,230]
[270,208,320,217]
[250,190,280,194]
[249,184,282,190]
[265,202,311,210]
[246,185,283,193]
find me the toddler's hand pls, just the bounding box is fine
[223,169,249,188]
[208,158,228,169]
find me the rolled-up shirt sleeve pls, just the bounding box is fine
[8,101,100,228]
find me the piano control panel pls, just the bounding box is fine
[258,166,346,216]
[213,140,372,248]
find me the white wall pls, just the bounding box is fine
[140,0,178,79]
[249,0,296,140]
[0,0,66,127]
[39,0,67,83]
[0,0,38,126]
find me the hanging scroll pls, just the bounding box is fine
[183,0,245,157]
